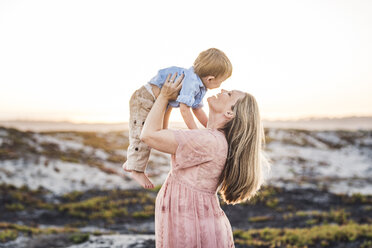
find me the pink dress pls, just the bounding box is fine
[155,128,235,248]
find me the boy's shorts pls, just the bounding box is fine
[125,86,155,172]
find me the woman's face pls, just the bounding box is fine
[207,89,245,114]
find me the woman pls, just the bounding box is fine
[140,73,268,247]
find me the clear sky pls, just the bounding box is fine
[0,0,371,123]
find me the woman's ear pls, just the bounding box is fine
[224,110,235,120]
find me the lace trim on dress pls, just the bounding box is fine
[159,205,225,218]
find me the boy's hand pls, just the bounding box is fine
[160,73,184,101]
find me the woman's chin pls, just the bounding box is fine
[207,95,217,101]
[207,96,216,110]
[206,96,214,105]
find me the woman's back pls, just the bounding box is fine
[155,128,235,248]
[171,128,228,192]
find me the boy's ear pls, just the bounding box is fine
[205,75,215,82]
[224,110,235,120]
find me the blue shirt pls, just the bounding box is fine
[148,66,206,109]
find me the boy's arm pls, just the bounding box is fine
[180,103,198,129]
[192,107,208,127]
[162,106,172,129]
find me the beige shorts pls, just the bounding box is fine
[125,86,155,172]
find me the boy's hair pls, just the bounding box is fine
[193,48,232,79]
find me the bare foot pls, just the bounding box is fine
[131,171,154,189]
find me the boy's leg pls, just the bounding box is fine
[124,86,155,172]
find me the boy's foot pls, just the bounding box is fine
[130,171,154,189]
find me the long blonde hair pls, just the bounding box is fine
[218,93,270,205]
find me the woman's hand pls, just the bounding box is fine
[160,72,184,101]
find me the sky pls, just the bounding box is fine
[0,0,371,123]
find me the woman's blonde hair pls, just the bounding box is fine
[193,48,232,79]
[218,93,270,205]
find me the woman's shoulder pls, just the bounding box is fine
[207,128,228,150]
[174,128,227,150]
[174,128,221,135]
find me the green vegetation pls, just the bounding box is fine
[1,184,156,226]
[39,141,120,175]
[69,233,90,244]
[305,219,318,225]
[251,186,281,204]
[1,170,370,246]
[364,205,372,211]
[58,190,155,222]
[0,127,37,160]
[340,192,372,204]
[76,132,125,153]
[5,203,25,211]
[0,222,76,236]
[1,184,53,210]
[249,215,273,222]
[0,222,79,243]
[361,240,372,248]
[220,185,281,206]
[265,197,280,209]
[0,127,128,175]
[233,223,372,247]
[150,184,162,193]
[63,191,84,201]
[132,205,155,219]
[43,131,129,154]
[0,229,17,243]
[283,208,352,225]
[0,222,106,244]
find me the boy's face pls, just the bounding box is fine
[203,74,229,90]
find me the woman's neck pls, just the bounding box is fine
[207,113,226,130]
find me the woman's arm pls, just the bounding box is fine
[140,73,184,154]
[192,107,208,127]
[180,103,198,129]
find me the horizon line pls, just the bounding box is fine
[1,115,372,125]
